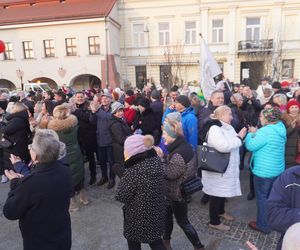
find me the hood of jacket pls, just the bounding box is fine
[6,110,29,121]
[47,114,78,132]
[180,106,194,116]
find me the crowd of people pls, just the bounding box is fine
[0,77,300,250]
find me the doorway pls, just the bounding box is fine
[240,61,263,89]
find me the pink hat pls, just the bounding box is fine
[124,134,154,159]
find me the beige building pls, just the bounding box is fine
[1,0,300,90]
[119,0,300,89]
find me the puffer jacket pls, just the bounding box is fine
[245,121,286,178]
[165,136,197,201]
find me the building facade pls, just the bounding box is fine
[120,0,300,89]
[0,0,300,90]
[0,0,120,90]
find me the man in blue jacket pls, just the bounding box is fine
[162,95,198,149]
[266,166,300,250]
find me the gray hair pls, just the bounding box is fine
[31,129,60,163]
[273,93,287,106]
[230,93,243,104]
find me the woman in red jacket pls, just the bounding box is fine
[123,95,137,127]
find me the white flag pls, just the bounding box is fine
[200,39,222,99]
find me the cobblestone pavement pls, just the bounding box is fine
[0,165,280,250]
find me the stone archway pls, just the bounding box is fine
[31,77,58,90]
[69,74,101,91]
[0,79,16,90]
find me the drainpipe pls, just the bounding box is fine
[105,17,109,88]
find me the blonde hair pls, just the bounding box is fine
[11,102,28,114]
[210,105,231,120]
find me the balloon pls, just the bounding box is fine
[0,40,6,53]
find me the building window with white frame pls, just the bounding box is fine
[65,38,77,56]
[185,21,196,44]
[246,17,260,41]
[159,22,170,46]
[22,41,34,59]
[133,24,146,47]
[212,19,223,43]
[3,42,14,60]
[282,59,294,79]
[43,39,55,58]
[88,36,100,55]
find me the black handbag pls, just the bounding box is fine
[197,144,230,173]
[197,129,230,174]
[180,176,203,196]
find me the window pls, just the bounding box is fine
[185,21,196,44]
[212,20,223,43]
[3,42,14,60]
[133,24,146,47]
[282,60,294,79]
[65,38,77,56]
[43,39,55,57]
[22,41,34,59]
[159,22,170,46]
[88,36,100,55]
[246,17,260,41]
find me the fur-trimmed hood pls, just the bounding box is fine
[47,114,78,132]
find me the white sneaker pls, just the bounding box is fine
[1,175,8,184]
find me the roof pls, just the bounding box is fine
[0,0,117,26]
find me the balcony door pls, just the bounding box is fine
[246,18,260,41]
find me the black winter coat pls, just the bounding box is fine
[73,102,97,152]
[115,149,166,243]
[108,116,131,165]
[3,161,72,250]
[3,110,31,168]
[198,103,218,144]
[133,108,160,143]
[229,104,247,133]
[240,96,261,126]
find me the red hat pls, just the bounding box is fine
[125,95,135,105]
[286,99,300,112]
[281,81,290,88]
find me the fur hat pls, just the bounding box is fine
[124,134,154,159]
[53,103,71,120]
[111,101,124,114]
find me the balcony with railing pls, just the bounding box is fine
[238,39,273,53]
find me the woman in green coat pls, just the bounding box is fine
[47,103,88,212]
